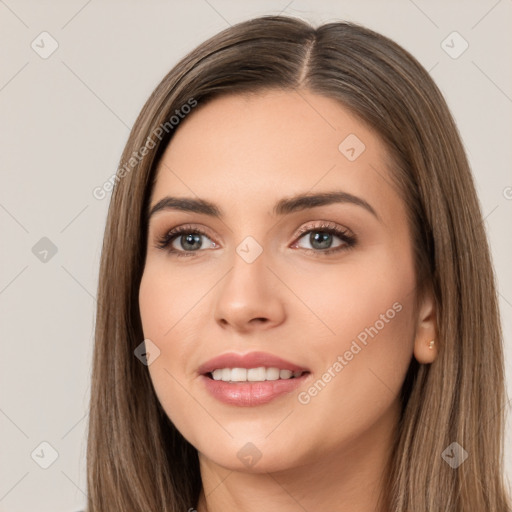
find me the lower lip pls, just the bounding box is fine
[200,373,310,407]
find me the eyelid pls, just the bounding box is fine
[293,220,351,238]
[155,223,218,250]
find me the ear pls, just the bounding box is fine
[413,286,438,364]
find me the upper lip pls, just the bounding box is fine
[197,351,310,375]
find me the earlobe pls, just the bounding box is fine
[413,288,438,364]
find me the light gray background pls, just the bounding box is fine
[0,1,511,511]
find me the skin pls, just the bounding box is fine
[138,89,438,512]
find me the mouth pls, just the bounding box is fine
[197,351,311,406]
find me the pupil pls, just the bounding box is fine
[311,232,332,250]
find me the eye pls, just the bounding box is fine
[291,221,357,256]
[155,224,217,257]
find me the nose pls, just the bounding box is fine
[213,250,286,333]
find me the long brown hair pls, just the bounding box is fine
[87,15,511,511]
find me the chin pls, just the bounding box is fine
[196,435,311,474]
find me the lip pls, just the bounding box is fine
[200,373,311,407]
[197,351,310,375]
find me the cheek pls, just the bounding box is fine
[291,254,416,441]
[138,264,200,381]
[285,247,416,349]
[297,307,414,452]
[138,260,211,337]
[138,263,211,446]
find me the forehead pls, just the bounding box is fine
[150,89,400,221]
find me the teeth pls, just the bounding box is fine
[231,368,247,381]
[210,367,304,382]
[248,367,266,381]
[279,369,293,379]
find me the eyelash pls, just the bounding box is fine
[155,221,357,258]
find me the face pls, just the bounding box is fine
[138,89,431,473]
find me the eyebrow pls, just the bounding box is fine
[147,190,380,222]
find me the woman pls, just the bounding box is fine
[86,15,511,512]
